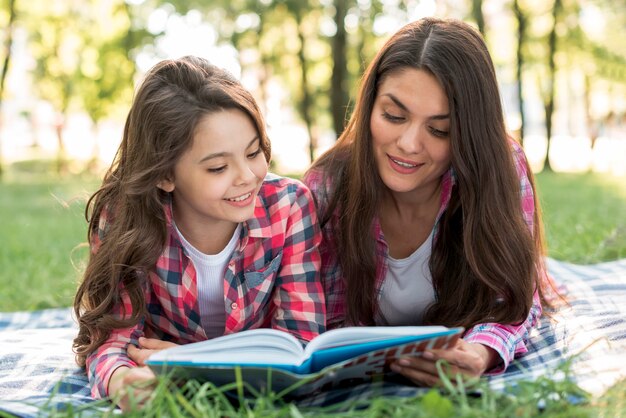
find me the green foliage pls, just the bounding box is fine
[75,2,137,125]
[24,0,79,114]
[20,0,145,123]
[37,360,608,417]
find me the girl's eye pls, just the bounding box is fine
[429,127,449,138]
[247,149,262,159]
[207,166,226,173]
[382,111,404,123]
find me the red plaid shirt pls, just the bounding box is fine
[85,174,326,398]
[303,140,542,374]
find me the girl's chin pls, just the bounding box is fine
[221,205,255,223]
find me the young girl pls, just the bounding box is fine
[304,17,551,386]
[73,56,325,409]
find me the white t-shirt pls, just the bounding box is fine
[174,223,241,338]
[377,231,436,326]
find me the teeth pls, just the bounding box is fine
[391,158,417,168]
[226,192,251,202]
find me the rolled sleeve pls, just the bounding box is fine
[86,324,142,398]
[84,278,145,398]
[464,289,542,374]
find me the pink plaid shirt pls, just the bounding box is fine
[85,174,326,398]
[303,140,541,374]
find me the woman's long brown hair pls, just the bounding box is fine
[73,56,271,367]
[308,17,548,328]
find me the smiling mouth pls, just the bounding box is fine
[225,192,252,202]
[389,156,419,168]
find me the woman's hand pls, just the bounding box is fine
[108,365,156,412]
[390,339,500,387]
[127,337,179,366]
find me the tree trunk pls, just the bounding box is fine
[471,0,485,35]
[87,120,100,173]
[0,0,17,179]
[54,114,67,175]
[543,0,562,172]
[584,74,596,148]
[513,0,526,144]
[295,12,316,164]
[331,0,349,139]
[257,18,271,117]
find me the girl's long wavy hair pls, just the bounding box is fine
[73,56,271,367]
[308,17,548,327]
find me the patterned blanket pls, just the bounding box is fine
[1,258,625,417]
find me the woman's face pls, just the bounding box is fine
[370,68,451,198]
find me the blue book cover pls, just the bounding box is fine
[147,326,463,395]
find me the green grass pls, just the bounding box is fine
[1,166,626,417]
[0,174,99,311]
[40,361,626,417]
[536,171,626,263]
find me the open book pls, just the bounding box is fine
[146,326,463,396]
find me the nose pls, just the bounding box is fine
[396,123,423,154]
[235,162,256,185]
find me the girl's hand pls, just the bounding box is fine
[108,365,156,412]
[127,337,179,366]
[390,339,500,387]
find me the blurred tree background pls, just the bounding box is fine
[1,0,625,315]
[0,0,624,178]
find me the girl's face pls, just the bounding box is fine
[370,68,452,198]
[159,109,268,231]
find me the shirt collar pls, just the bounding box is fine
[243,191,272,238]
[163,191,272,254]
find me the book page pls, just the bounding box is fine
[148,328,305,366]
[304,326,452,356]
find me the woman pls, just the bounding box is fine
[304,17,550,386]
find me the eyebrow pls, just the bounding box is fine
[382,93,450,120]
[198,136,260,163]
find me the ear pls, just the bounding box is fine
[157,179,175,193]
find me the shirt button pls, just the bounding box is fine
[231,302,238,310]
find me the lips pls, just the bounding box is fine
[390,156,418,168]
[225,192,252,202]
[222,188,257,208]
[387,154,422,174]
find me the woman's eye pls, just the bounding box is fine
[207,166,226,173]
[247,149,262,159]
[382,111,404,123]
[429,127,449,138]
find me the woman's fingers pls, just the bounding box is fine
[392,354,465,385]
[391,361,442,387]
[390,343,489,387]
[427,348,478,373]
[430,341,498,375]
